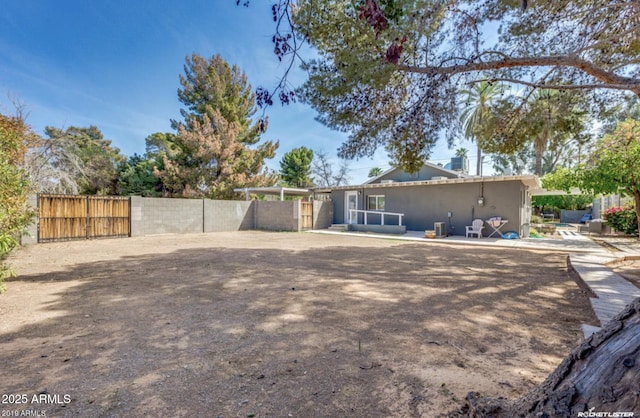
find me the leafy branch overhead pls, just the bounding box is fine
[251,0,640,172]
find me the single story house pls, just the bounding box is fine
[314,162,541,238]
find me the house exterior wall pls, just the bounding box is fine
[331,180,528,236]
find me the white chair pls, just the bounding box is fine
[465,219,484,238]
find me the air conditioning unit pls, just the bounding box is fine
[380,180,395,184]
[431,176,448,181]
[451,156,469,173]
[434,222,446,238]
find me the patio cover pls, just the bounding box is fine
[234,186,312,201]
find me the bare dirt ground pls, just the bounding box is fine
[1,231,597,417]
[612,259,640,289]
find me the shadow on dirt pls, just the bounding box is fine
[1,242,596,417]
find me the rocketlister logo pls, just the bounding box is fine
[577,408,635,418]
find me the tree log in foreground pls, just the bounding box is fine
[460,297,640,417]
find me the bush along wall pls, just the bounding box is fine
[603,206,638,235]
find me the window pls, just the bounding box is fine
[368,195,385,211]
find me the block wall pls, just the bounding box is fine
[313,200,333,230]
[25,195,315,243]
[254,201,299,231]
[130,196,203,236]
[204,200,254,232]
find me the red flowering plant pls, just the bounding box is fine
[603,206,638,235]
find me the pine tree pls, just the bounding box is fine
[279,147,314,188]
[156,53,278,198]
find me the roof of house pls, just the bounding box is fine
[313,174,542,193]
[364,161,466,185]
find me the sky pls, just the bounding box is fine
[0,0,484,184]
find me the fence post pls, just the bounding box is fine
[85,196,90,239]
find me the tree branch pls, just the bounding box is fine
[469,77,635,92]
[398,55,640,94]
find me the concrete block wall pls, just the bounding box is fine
[24,195,324,243]
[131,197,302,236]
[313,200,333,230]
[130,196,204,236]
[254,201,299,231]
[560,209,590,224]
[204,200,254,232]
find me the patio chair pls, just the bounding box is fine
[465,219,484,238]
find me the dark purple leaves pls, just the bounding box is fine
[358,0,388,37]
[256,87,274,108]
[357,0,406,64]
[279,90,296,105]
[272,33,293,61]
[385,36,406,64]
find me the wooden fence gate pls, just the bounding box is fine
[38,194,131,242]
[300,202,313,230]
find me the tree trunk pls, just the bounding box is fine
[535,149,542,176]
[476,146,482,176]
[460,297,640,417]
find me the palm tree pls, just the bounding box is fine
[459,81,504,176]
[524,89,588,176]
[455,147,468,158]
[368,167,384,178]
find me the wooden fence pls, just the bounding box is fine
[38,194,130,242]
[301,202,313,230]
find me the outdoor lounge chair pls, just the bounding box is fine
[465,219,484,238]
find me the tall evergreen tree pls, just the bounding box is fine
[279,147,314,187]
[156,53,278,199]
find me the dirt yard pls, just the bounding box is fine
[1,231,597,417]
[612,259,640,289]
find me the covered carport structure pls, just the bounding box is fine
[234,186,313,201]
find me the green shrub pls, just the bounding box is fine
[0,113,36,292]
[603,206,638,235]
[530,215,543,224]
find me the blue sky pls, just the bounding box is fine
[1,1,482,184]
